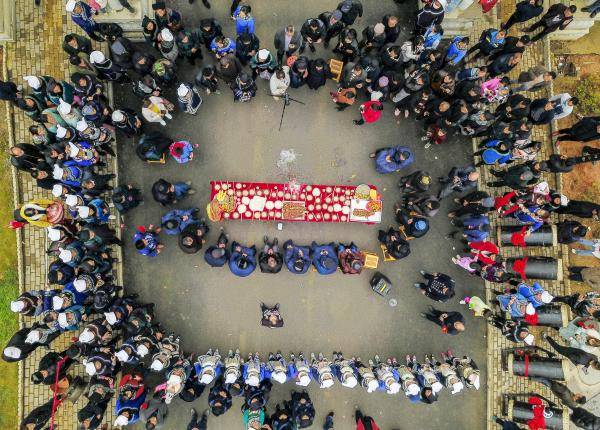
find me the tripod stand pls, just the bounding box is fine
[275,93,305,131]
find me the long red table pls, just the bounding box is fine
[207,180,382,224]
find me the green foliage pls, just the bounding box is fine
[573,74,600,116]
[0,269,19,429]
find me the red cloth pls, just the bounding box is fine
[524,312,539,325]
[357,417,380,430]
[8,220,26,229]
[479,0,498,13]
[511,227,528,247]
[470,241,499,265]
[361,101,383,123]
[495,191,518,213]
[512,257,528,280]
[527,397,547,430]
[119,373,146,400]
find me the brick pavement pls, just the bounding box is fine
[2,1,120,429]
[1,0,574,429]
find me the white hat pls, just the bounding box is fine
[3,346,21,359]
[68,142,80,158]
[115,350,130,362]
[104,311,117,325]
[342,375,357,388]
[51,184,64,198]
[224,372,237,384]
[57,99,72,115]
[366,379,379,393]
[57,313,69,328]
[25,330,41,344]
[65,0,77,12]
[111,110,125,123]
[65,194,79,207]
[114,415,129,426]
[560,195,569,206]
[73,278,88,293]
[388,381,401,394]
[137,344,149,357]
[79,328,94,343]
[271,371,287,384]
[76,119,89,132]
[77,206,91,219]
[525,303,536,316]
[200,372,214,385]
[58,248,72,263]
[85,361,97,376]
[161,28,173,42]
[10,300,25,313]
[177,84,190,98]
[52,165,64,180]
[47,227,61,242]
[258,49,269,61]
[321,378,334,388]
[52,295,65,310]
[298,374,311,386]
[56,125,68,139]
[524,333,535,345]
[431,381,444,394]
[450,381,464,394]
[246,375,259,386]
[470,374,480,390]
[89,51,105,64]
[533,181,550,195]
[541,291,554,304]
[24,75,41,90]
[406,383,420,397]
[151,359,164,371]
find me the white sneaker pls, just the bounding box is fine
[165,112,173,120]
[159,120,166,126]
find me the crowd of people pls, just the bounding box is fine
[1,0,600,428]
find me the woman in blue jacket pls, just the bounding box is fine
[283,240,312,274]
[312,242,339,275]
[229,241,257,277]
[370,145,414,174]
[233,3,255,35]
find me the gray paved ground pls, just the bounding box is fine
[116,1,487,428]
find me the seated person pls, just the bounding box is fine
[496,292,535,318]
[283,240,312,274]
[259,236,283,274]
[311,242,339,275]
[395,207,429,239]
[377,227,411,259]
[204,229,229,267]
[161,208,199,235]
[337,243,365,274]
[229,241,257,277]
[179,221,209,254]
[370,145,414,174]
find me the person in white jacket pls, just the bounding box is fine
[269,66,290,99]
[550,92,579,120]
[142,95,174,126]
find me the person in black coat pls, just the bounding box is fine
[306,59,331,90]
[557,200,600,220]
[63,33,93,57]
[20,397,55,430]
[0,79,20,103]
[571,408,600,430]
[236,32,260,66]
[378,227,411,259]
[112,184,143,214]
[526,3,577,42]
[487,52,522,77]
[3,323,60,362]
[543,334,600,371]
[31,351,74,385]
[208,378,233,416]
[556,219,589,244]
[383,14,401,44]
[198,18,223,49]
[274,25,302,65]
[415,1,444,33]
[319,10,344,48]
[414,271,456,302]
[487,160,544,189]
[502,0,544,30]
[300,18,326,53]
[421,307,465,334]
[10,144,48,173]
[259,236,283,274]
[529,97,556,124]
[555,116,600,144]
[337,0,363,26]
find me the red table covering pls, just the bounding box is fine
[207,180,382,224]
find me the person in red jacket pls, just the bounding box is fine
[354,100,383,125]
[355,409,380,430]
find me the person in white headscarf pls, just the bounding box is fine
[56,98,82,128]
[310,352,335,389]
[332,351,358,388]
[267,351,288,384]
[176,83,203,115]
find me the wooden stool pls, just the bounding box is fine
[363,251,379,269]
[380,244,396,262]
[329,58,344,82]
[147,153,167,164]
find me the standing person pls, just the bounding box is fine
[142,95,174,126]
[189,0,211,8]
[550,93,578,121]
[270,67,290,98]
[572,239,600,259]
[233,3,255,35]
[526,3,577,42]
[319,10,344,48]
[152,178,194,206]
[355,409,380,430]
[421,307,466,334]
[582,0,600,17]
[554,115,600,145]
[438,165,479,200]
[529,97,556,125]
[414,271,455,302]
[512,65,556,93]
[0,79,21,103]
[65,1,105,42]
[502,0,544,30]
[230,72,257,103]
[300,18,326,54]
[543,334,600,372]
[187,408,209,430]
[337,0,363,26]
[176,83,203,116]
[133,224,163,257]
[354,100,383,125]
[415,0,445,34]
[491,416,523,430]
[274,25,302,65]
[323,412,335,430]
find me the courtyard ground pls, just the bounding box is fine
[116,1,487,429]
